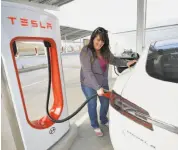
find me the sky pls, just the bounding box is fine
[47,0,178,33]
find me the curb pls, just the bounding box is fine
[50,124,78,150]
[19,64,47,73]
[19,64,80,73]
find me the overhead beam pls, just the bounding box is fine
[61,29,81,37]
[114,24,178,34]
[136,0,147,54]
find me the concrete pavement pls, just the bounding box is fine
[70,119,114,150]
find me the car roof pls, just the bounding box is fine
[150,39,178,50]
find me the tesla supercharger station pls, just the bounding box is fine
[2,1,70,150]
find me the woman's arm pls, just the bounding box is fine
[109,52,128,67]
[109,52,137,67]
[80,47,101,90]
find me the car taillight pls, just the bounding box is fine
[110,91,153,131]
[110,91,178,135]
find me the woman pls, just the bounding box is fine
[80,27,136,137]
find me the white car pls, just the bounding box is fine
[109,39,178,150]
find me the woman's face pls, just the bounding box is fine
[93,35,104,51]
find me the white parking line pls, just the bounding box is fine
[75,111,89,127]
[22,79,48,89]
[74,105,100,127]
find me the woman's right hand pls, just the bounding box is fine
[97,87,105,96]
[127,60,137,68]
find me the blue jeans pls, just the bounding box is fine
[81,84,109,128]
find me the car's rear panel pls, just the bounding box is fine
[110,78,178,150]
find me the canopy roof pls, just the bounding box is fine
[60,25,92,41]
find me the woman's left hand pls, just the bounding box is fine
[127,60,137,68]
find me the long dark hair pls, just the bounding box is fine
[87,27,111,61]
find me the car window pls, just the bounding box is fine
[146,41,178,83]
